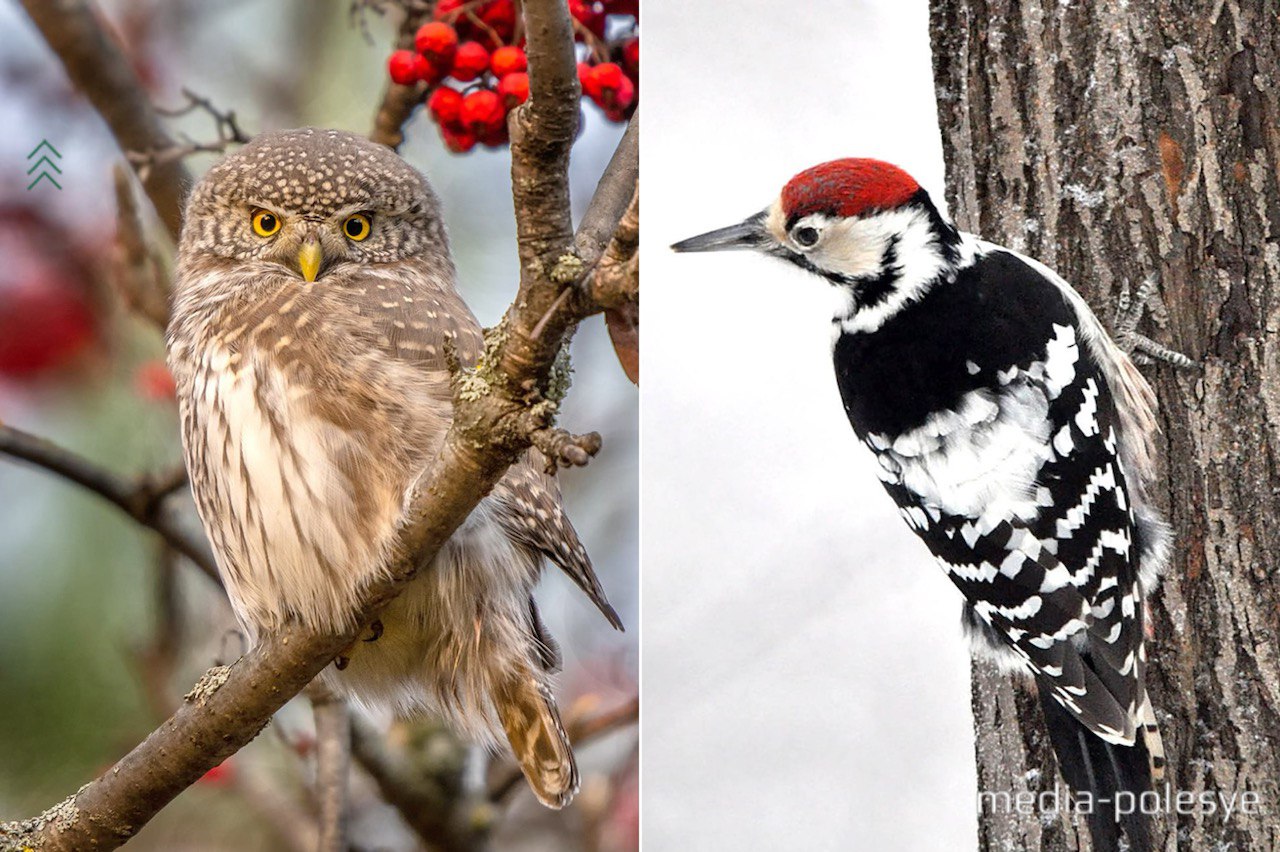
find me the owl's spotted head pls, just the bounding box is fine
[179,127,450,282]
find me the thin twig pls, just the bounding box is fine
[349,716,489,851]
[348,0,397,44]
[310,689,352,852]
[529,284,574,341]
[591,188,639,308]
[132,544,184,722]
[128,89,250,183]
[0,423,216,585]
[18,0,190,239]
[574,113,639,274]
[593,189,639,383]
[112,165,172,328]
[128,552,315,852]
[368,1,435,149]
[233,760,319,852]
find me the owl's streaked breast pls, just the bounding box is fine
[170,270,450,634]
[192,347,397,632]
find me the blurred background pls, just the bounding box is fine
[643,1,977,849]
[0,1,636,849]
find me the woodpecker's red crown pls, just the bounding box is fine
[781,158,921,223]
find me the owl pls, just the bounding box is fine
[166,127,620,808]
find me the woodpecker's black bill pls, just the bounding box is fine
[671,211,768,253]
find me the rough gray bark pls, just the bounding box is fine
[930,2,1280,849]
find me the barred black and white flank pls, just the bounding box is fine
[675,158,1169,851]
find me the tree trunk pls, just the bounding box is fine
[929,2,1280,849]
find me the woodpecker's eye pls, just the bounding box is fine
[343,213,372,241]
[793,226,820,248]
[251,209,282,238]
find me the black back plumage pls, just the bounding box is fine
[834,241,1156,849]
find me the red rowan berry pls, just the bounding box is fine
[490,45,528,78]
[434,0,464,18]
[414,22,458,63]
[387,50,420,85]
[440,124,477,153]
[417,53,447,84]
[479,120,510,148]
[428,86,465,126]
[622,38,639,76]
[603,75,635,119]
[579,62,600,98]
[615,75,636,107]
[591,62,625,93]
[198,761,235,787]
[433,0,478,40]
[461,88,506,132]
[569,0,607,39]
[451,41,490,82]
[134,361,176,402]
[497,72,530,107]
[478,0,518,43]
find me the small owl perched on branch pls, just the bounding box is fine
[167,127,620,808]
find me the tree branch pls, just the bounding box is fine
[310,690,352,852]
[18,0,191,241]
[0,1,633,848]
[368,1,434,149]
[590,187,639,311]
[0,423,216,585]
[349,717,489,852]
[127,89,251,184]
[574,113,639,273]
[112,165,171,329]
[496,16,637,407]
[350,696,639,848]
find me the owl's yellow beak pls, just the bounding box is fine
[298,239,323,282]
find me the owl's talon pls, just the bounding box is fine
[335,621,381,670]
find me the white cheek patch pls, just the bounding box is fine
[826,207,954,334]
[813,217,894,280]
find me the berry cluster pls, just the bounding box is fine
[385,0,638,153]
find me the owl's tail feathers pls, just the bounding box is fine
[493,670,579,809]
[1037,686,1155,852]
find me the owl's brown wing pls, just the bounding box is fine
[492,458,624,630]
[337,264,621,629]
[336,261,485,372]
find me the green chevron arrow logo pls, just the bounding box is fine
[26,138,63,190]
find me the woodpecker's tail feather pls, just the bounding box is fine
[1139,695,1167,784]
[493,670,579,809]
[1037,687,1153,852]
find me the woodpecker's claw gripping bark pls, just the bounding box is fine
[1114,279,1197,369]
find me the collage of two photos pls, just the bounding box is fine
[1,1,1278,850]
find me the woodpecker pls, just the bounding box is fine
[674,158,1174,851]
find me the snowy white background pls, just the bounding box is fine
[642,1,978,848]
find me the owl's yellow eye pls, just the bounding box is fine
[251,209,282,238]
[342,213,372,241]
